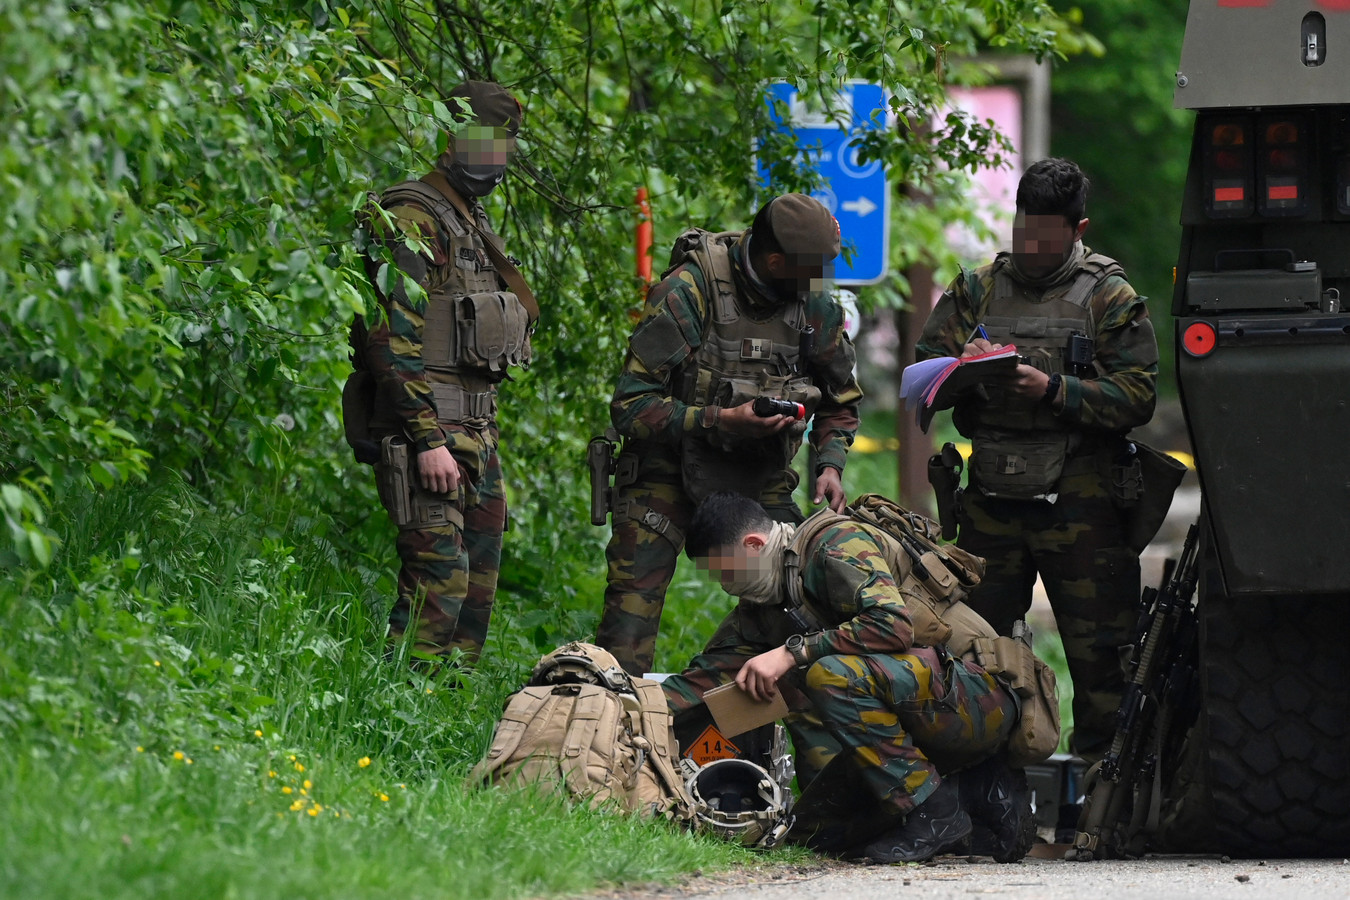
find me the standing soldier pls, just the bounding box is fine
[595,193,863,676]
[917,158,1159,758]
[344,81,535,668]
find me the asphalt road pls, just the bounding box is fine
[607,855,1350,900]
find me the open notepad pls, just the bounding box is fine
[900,345,1020,432]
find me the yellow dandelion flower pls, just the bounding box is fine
[290,800,304,811]
[333,810,340,818]
[378,793,389,802]
[303,780,312,790]
[396,783,406,790]
[282,786,293,795]
[268,771,277,778]
[213,745,220,751]
[135,747,144,753]
[173,751,184,760]
[358,757,371,768]
[300,789,308,796]
[185,758,193,765]
[307,807,319,817]
[288,754,296,761]
[153,660,161,667]
[254,730,263,738]
[294,762,305,773]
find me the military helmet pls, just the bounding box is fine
[685,758,793,849]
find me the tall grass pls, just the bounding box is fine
[0,478,751,900]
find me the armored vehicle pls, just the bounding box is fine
[1170,0,1350,856]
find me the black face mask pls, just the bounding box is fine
[436,149,507,198]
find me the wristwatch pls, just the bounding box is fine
[785,634,811,668]
[1042,373,1063,406]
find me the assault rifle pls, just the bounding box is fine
[1067,522,1201,861]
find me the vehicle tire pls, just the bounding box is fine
[1197,576,1350,855]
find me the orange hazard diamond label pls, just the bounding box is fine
[684,725,740,766]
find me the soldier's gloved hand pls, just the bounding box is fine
[812,466,847,513]
[716,401,796,439]
[736,646,795,702]
[417,445,464,495]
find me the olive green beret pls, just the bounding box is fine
[447,81,523,136]
[769,193,841,261]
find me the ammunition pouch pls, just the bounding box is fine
[972,626,1061,768]
[375,436,465,532]
[969,430,1074,501]
[424,290,531,378]
[430,382,496,425]
[1111,440,1187,553]
[454,290,531,375]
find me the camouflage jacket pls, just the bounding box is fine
[610,235,862,473]
[710,520,916,664]
[356,179,508,455]
[916,246,1158,435]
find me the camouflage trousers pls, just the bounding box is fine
[663,643,1016,846]
[596,440,801,675]
[382,445,506,664]
[958,452,1137,759]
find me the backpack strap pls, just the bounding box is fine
[631,680,695,819]
[783,508,852,628]
[559,686,615,799]
[468,686,553,785]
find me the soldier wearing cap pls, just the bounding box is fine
[345,81,536,667]
[595,193,864,676]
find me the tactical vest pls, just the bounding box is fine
[782,500,1061,767]
[960,252,1125,500]
[667,230,821,447]
[367,180,531,432]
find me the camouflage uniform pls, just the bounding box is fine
[662,520,1017,845]
[598,234,863,675]
[917,245,1158,758]
[353,181,519,663]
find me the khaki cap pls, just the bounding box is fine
[769,193,841,260]
[447,81,523,136]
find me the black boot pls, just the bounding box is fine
[855,776,972,863]
[962,754,1035,863]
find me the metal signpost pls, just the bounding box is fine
[760,81,891,285]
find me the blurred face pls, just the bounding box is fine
[450,124,516,168]
[696,534,772,596]
[765,250,834,297]
[1013,212,1086,277]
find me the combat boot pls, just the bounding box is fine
[854,776,971,863]
[962,754,1035,863]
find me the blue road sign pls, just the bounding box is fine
[759,82,891,286]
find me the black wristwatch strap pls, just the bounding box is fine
[785,634,811,668]
[1043,373,1063,405]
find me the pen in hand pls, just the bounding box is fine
[966,323,991,344]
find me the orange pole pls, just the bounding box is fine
[636,186,653,287]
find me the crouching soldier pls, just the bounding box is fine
[661,492,1037,863]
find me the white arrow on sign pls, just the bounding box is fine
[841,196,878,217]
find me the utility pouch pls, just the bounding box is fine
[681,435,776,505]
[455,291,531,376]
[587,429,620,526]
[969,432,1071,501]
[1122,440,1187,553]
[376,436,464,532]
[342,369,379,464]
[972,621,1061,768]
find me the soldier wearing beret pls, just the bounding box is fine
[595,193,864,676]
[345,81,536,668]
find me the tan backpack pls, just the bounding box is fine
[785,494,1060,768]
[469,642,695,821]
